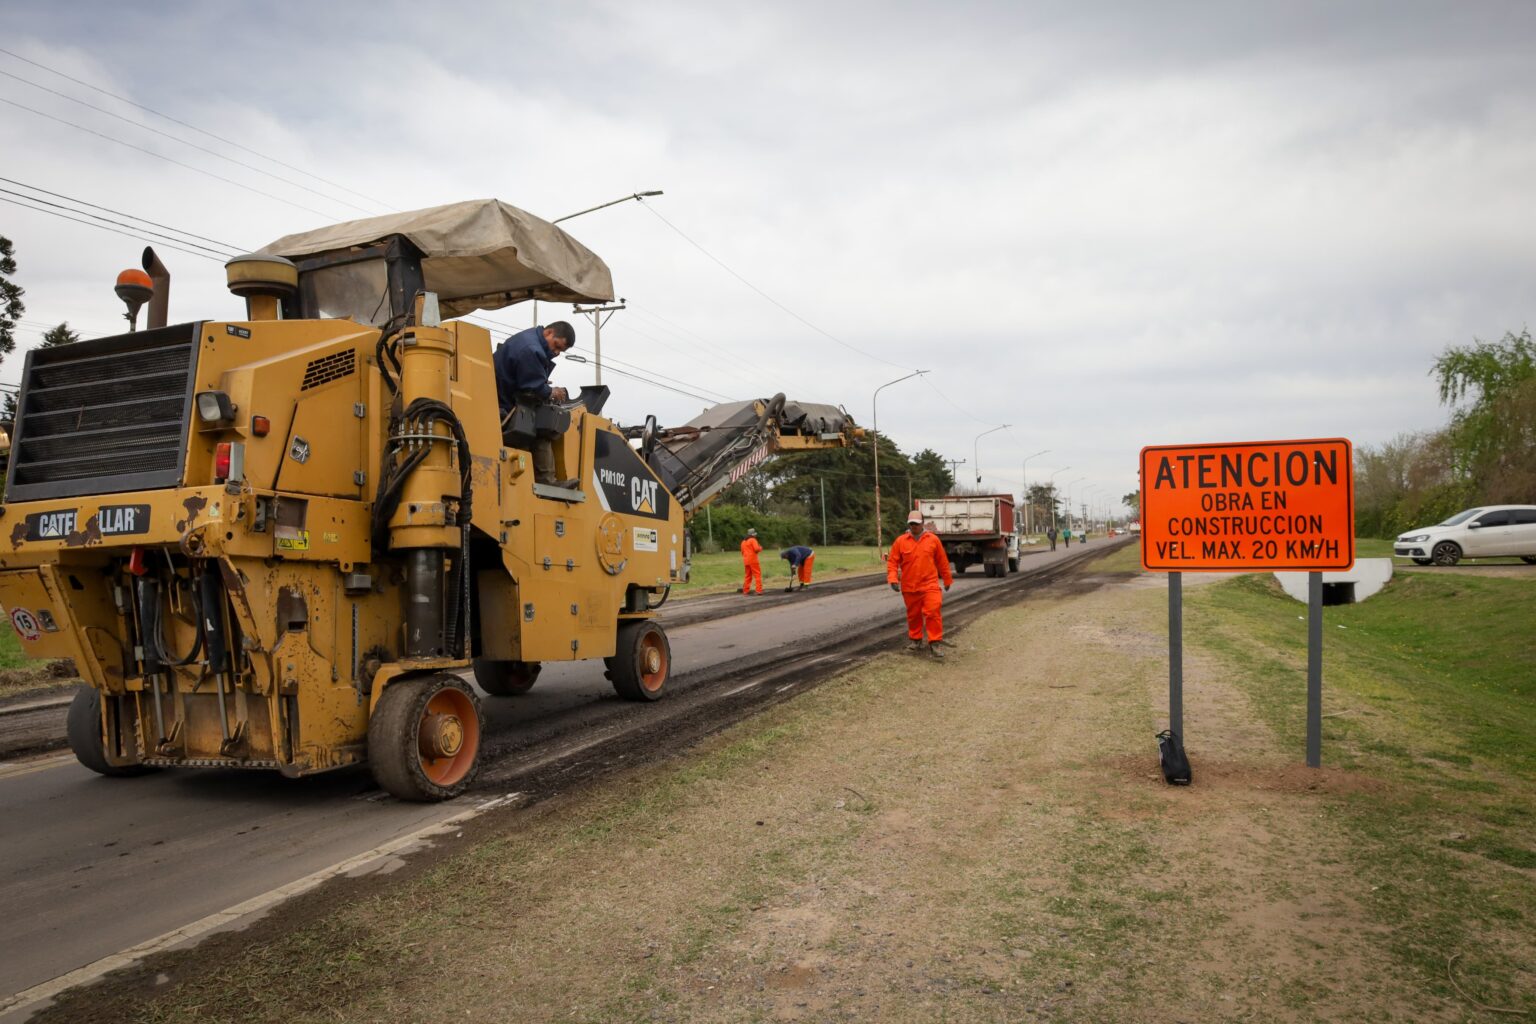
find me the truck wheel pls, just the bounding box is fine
[473,658,541,696]
[1008,557,1019,574]
[369,674,482,801]
[66,687,153,777]
[607,620,670,702]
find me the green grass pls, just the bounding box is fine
[1186,570,1536,1010]
[676,544,885,595]
[0,628,34,670]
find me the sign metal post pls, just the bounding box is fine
[1307,570,1323,767]
[1168,571,1183,738]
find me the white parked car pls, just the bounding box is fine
[1394,505,1536,566]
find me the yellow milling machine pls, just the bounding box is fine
[0,200,859,800]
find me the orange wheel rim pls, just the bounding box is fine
[417,686,479,786]
[639,633,668,693]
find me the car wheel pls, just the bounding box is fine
[1411,558,1432,566]
[1431,541,1462,566]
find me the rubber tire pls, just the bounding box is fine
[1431,541,1462,566]
[472,658,541,696]
[1522,556,1536,565]
[1008,557,1019,574]
[1412,558,1432,566]
[66,686,153,777]
[368,674,483,802]
[607,620,671,702]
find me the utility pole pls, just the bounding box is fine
[820,477,828,546]
[572,300,625,385]
[944,457,966,488]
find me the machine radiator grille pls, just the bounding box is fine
[301,349,356,390]
[5,323,200,502]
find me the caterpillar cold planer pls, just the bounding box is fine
[0,200,858,800]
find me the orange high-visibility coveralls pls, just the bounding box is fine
[886,531,953,642]
[797,553,815,585]
[740,536,763,594]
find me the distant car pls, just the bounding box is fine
[1394,505,1536,566]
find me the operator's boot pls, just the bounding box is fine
[534,439,579,490]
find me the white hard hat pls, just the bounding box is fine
[747,528,757,536]
[905,511,923,524]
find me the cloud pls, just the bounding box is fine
[1,0,1533,502]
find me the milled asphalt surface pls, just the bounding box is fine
[0,541,1096,1006]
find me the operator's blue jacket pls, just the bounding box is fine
[493,325,556,416]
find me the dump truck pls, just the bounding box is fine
[0,199,857,800]
[915,494,1019,577]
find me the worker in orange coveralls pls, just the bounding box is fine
[886,510,953,659]
[740,528,764,595]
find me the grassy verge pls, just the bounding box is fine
[0,628,71,699]
[1185,568,1536,1013]
[674,544,885,596]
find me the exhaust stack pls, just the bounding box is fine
[142,247,170,330]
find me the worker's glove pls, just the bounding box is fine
[890,583,900,593]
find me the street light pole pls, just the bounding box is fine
[1021,448,1049,535]
[1065,477,1086,532]
[873,370,928,553]
[1047,466,1071,531]
[973,424,1010,490]
[534,190,663,326]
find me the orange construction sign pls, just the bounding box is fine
[1140,438,1354,572]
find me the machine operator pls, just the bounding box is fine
[494,321,578,487]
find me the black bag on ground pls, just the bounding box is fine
[1155,729,1192,785]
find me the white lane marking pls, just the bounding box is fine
[0,753,73,782]
[0,792,523,1019]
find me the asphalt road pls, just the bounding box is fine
[0,541,1098,1007]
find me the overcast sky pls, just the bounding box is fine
[3,0,1533,515]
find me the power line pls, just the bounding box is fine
[0,95,343,220]
[0,47,395,212]
[563,353,720,405]
[636,200,912,371]
[0,176,246,251]
[0,68,379,216]
[0,194,223,262]
[0,186,238,258]
[454,310,743,405]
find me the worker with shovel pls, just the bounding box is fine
[780,545,816,592]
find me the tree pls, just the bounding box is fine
[1024,483,1060,533]
[40,322,80,348]
[0,236,25,368]
[1432,329,1536,503]
[909,448,954,497]
[1121,491,1140,519]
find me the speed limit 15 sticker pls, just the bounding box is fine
[10,607,42,643]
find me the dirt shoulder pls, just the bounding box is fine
[44,565,1534,1023]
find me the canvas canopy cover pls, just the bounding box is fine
[257,199,615,318]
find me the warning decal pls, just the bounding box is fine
[1140,438,1354,572]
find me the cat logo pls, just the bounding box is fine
[631,476,659,515]
[24,510,78,541]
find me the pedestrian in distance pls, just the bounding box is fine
[780,545,816,592]
[1062,526,1072,548]
[740,529,764,595]
[1047,525,1057,551]
[887,510,954,659]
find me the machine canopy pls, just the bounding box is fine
[257,199,615,319]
